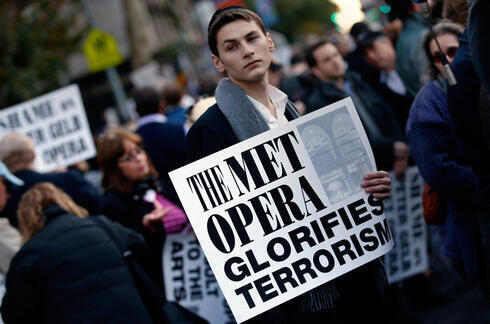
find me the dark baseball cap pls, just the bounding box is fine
[356,30,386,49]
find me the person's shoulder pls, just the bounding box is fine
[138,120,185,138]
[191,103,225,128]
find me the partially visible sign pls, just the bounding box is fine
[163,234,236,324]
[383,166,428,283]
[83,29,123,72]
[0,85,96,172]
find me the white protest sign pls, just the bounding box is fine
[170,97,395,323]
[383,166,428,283]
[0,85,96,172]
[163,234,236,324]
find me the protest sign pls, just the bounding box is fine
[163,234,235,324]
[383,167,428,283]
[0,85,96,172]
[169,97,395,323]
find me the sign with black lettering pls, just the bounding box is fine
[383,167,428,283]
[0,85,96,172]
[163,234,235,324]
[169,98,394,323]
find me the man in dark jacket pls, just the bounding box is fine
[355,30,414,131]
[134,87,187,205]
[1,205,152,324]
[305,40,408,175]
[186,6,392,324]
[0,133,100,227]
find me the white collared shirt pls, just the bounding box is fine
[137,113,167,128]
[380,70,407,96]
[247,85,289,129]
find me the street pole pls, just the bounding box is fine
[81,0,131,123]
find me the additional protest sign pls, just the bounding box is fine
[163,234,236,324]
[0,85,96,172]
[169,97,395,323]
[383,166,428,283]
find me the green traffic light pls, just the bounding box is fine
[331,12,339,24]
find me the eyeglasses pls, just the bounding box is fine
[432,46,458,63]
[118,147,144,163]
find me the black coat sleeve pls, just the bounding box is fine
[1,249,40,323]
[186,122,229,162]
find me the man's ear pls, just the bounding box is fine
[267,32,275,52]
[212,54,226,74]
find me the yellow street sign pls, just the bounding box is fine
[83,29,123,73]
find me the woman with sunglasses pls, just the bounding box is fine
[407,21,487,280]
[97,128,190,289]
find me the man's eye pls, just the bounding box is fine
[248,36,258,42]
[226,45,236,51]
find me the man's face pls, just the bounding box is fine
[311,43,346,82]
[363,38,396,71]
[212,20,274,86]
[0,177,9,212]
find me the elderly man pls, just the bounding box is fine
[0,133,100,227]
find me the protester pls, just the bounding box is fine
[0,162,23,275]
[445,1,490,295]
[467,0,490,149]
[304,40,409,176]
[133,86,187,205]
[356,29,414,131]
[1,183,152,323]
[163,83,187,125]
[186,6,392,323]
[97,128,190,289]
[0,133,100,227]
[407,20,488,282]
[347,22,383,87]
[386,0,428,97]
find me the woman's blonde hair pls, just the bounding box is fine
[17,182,88,244]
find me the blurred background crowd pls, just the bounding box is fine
[1,0,490,323]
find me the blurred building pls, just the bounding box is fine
[59,0,216,132]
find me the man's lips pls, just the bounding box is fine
[244,60,261,69]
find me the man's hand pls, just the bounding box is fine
[360,170,391,199]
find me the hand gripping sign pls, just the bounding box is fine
[169,98,394,323]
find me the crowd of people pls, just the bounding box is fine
[0,0,489,323]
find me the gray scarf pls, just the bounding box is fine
[215,78,299,141]
[215,78,348,311]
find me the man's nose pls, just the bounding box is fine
[242,42,254,57]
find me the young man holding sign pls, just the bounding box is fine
[186,6,391,323]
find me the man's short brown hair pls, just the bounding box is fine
[207,7,266,57]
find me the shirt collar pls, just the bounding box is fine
[247,85,288,120]
[137,113,167,128]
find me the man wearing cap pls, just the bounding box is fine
[186,6,392,323]
[356,30,414,131]
[0,161,23,275]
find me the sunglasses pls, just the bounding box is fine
[432,46,458,63]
